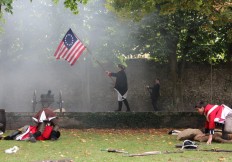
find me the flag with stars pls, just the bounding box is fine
[54,28,86,66]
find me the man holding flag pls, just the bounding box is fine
[54,29,129,112]
[106,64,131,112]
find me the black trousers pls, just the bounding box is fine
[117,99,130,111]
[36,118,60,136]
[151,98,158,111]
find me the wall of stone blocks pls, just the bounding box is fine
[4,112,205,130]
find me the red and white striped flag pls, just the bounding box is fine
[54,29,86,66]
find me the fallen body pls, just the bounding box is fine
[171,128,232,143]
[1,125,60,141]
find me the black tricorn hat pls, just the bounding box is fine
[195,101,205,108]
[118,64,126,70]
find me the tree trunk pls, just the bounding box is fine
[226,42,232,63]
[177,29,194,110]
[168,38,179,109]
[225,23,232,66]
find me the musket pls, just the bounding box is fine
[123,150,184,157]
[179,148,232,152]
[199,149,232,152]
[146,85,152,96]
[101,148,128,154]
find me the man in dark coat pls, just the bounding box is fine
[147,78,160,111]
[106,64,131,112]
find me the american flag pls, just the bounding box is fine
[54,29,86,66]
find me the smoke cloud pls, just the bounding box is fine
[0,0,140,112]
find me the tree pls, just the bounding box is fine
[0,0,88,18]
[105,0,232,109]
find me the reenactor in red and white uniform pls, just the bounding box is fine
[29,108,60,142]
[195,101,232,144]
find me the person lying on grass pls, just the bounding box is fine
[1,124,60,141]
[1,108,61,142]
[29,107,60,142]
[169,128,232,143]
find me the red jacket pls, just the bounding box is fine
[15,125,53,141]
[204,104,232,130]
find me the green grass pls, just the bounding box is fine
[0,128,232,162]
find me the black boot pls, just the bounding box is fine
[4,130,22,140]
[123,99,130,112]
[50,130,58,141]
[29,131,41,143]
[115,101,122,112]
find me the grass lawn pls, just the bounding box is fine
[0,128,232,162]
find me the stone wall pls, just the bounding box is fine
[1,59,232,112]
[49,60,232,112]
[5,112,205,130]
[83,60,232,112]
[125,60,232,111]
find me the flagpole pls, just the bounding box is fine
[85,47,115,83]
[86,48,105,70]
[73,30,114,83]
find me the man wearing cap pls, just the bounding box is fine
[195,101,232,144]
[106,64,131,112]
[147,78,160,111]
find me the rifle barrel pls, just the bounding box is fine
[201,149,232,152]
